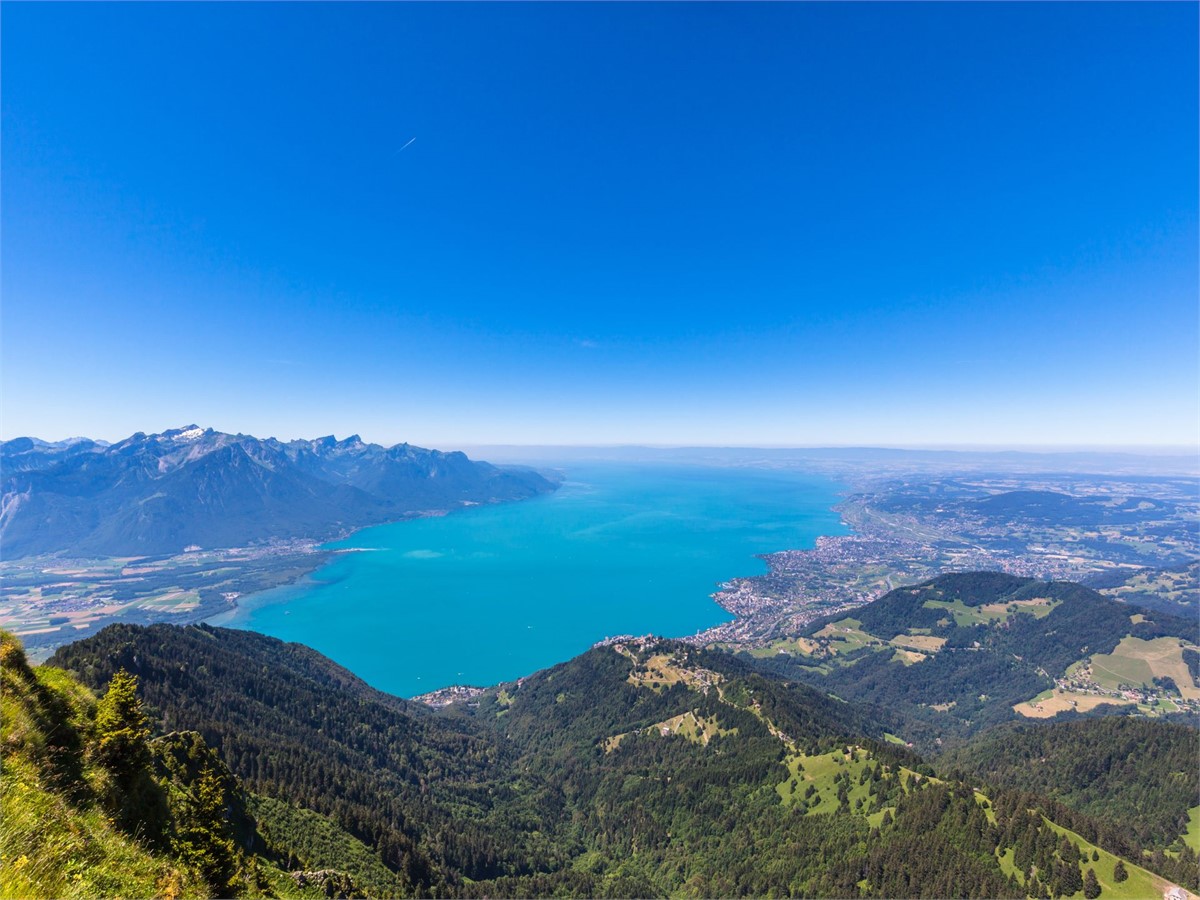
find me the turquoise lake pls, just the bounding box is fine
[211,464,847,697]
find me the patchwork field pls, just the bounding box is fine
[0,544,327,658]
[792,618,949,667]
[745,636,824,659]
[890,632,947,651]
[813,618,883,653]
[1089,636,1200,700]
[1100,563,1200,610]
[0,585,203,639]
[892,648,927,665]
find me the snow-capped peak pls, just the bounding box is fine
[161,425,207,442]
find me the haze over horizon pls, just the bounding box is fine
[8,424,1197,463]
[3,3,1197,448]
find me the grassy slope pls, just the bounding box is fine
[1,630,341,900]
[0,632,208,900]
[1184,807,1200,855]
[777,746,876,814]
[1041,819,1176,900]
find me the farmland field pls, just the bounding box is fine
[1013,690,1135,719]
[1089,636,1200,700]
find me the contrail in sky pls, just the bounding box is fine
[395,137,416,154]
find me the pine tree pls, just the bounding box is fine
[1112,860,1128,883]
[94,669,151,781]
[93,669,168,839]
[171,762,239,892]
[1083,867,1101,899]
[1057,860,1083,897]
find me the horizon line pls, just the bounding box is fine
[4,426,1198,458]
[456,442,1200,454]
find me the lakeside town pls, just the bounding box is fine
[693,472,1198,648]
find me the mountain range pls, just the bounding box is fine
[0,427,557,558]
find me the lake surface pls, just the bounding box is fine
[211,463,847,697]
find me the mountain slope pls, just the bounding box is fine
[48,623,567,893]
[47,622,1195,898]
[1,427,557,557]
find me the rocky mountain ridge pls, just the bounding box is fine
[1,426,557,557]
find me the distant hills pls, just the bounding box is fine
[875,485,1185,528]
[744,572,1199,745]
[0,426,557,558]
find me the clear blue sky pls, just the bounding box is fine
[3,3,1196,448]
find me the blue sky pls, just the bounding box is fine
[3,3,1196,448]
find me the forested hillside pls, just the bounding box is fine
[48,623,565,893]
[939,718,1200,859]
[38,622,1196,898]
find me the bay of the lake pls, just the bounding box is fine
[210,464,848,697]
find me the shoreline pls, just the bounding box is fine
[195,465,849,699]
